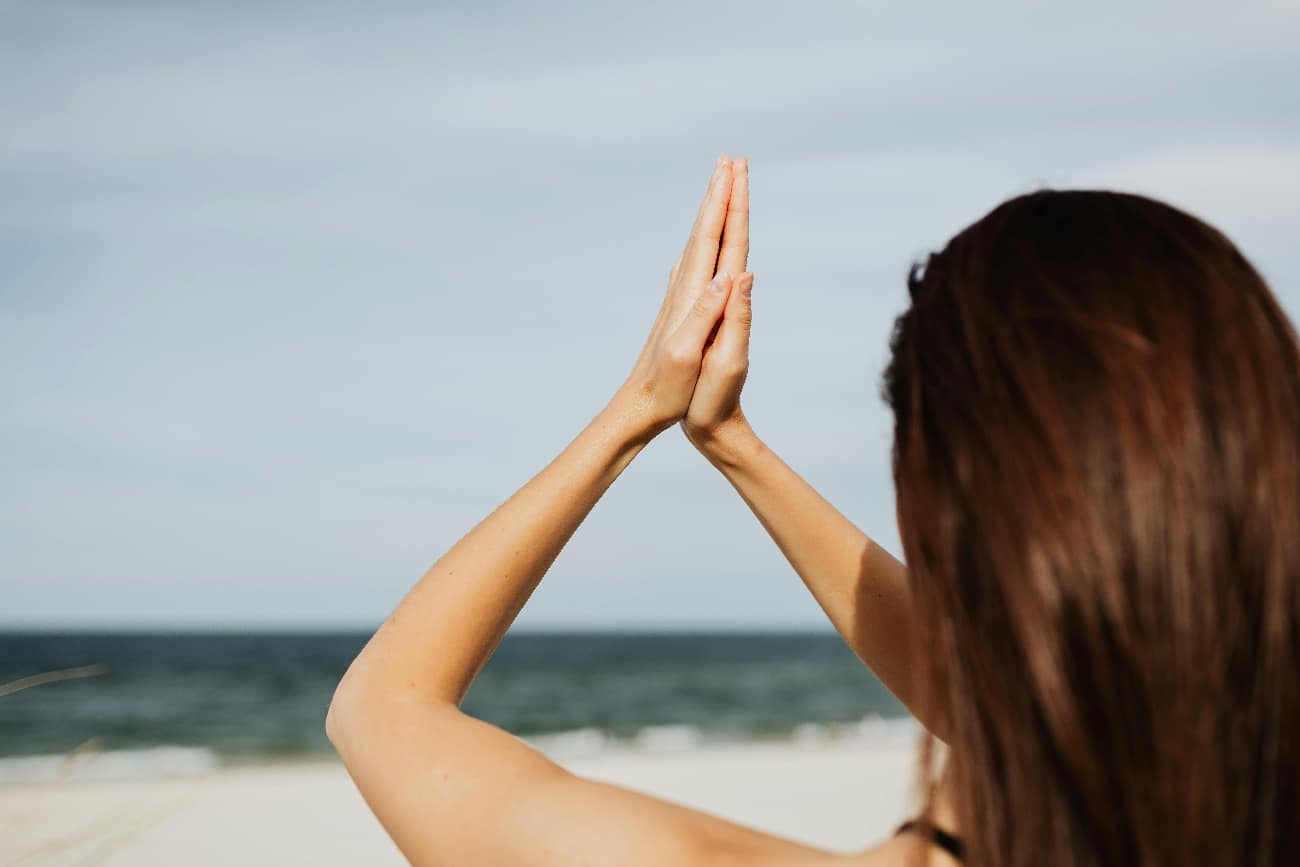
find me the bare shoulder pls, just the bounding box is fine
[853,834,961,867]
[733,833,956,867]
[695,813,962,867]
[658,818,931,867]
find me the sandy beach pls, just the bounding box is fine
[0,739,922,865]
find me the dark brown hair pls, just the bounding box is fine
[882,190,1300,867]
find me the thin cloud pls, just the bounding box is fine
[2,1,1298,627]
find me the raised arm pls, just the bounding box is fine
[325,157,849,867]
[681,160,937,733]
[687,416,929,729]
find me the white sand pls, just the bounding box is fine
[0,741,923,865]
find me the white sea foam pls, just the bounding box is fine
[630,724,704,753]
[526,726,610,760]
[0,746,219,785]
[526,715,918,761]
[841,714,922,746]
[791,722,835,746]
[0,716,920,784]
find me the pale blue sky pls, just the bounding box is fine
[3,1,1299,628]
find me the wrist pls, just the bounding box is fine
[685,412,764,471]
[601,386,670,450]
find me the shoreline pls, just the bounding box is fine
[0,714,921,786]
[0,738,924,865]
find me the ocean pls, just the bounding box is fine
[0,631,912,782]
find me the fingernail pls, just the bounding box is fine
[741,273,753,297]
[709,271,731,294]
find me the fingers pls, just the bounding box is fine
[677,155,733,288]
[715,158,749,279]
[707,271,753,370]
[671,270,733,353]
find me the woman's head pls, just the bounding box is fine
[882,190,1300,867]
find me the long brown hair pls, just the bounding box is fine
[882,190,1300,867]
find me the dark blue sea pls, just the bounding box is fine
[0,631,911,780]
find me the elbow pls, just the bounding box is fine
[325,662,461,759]
[324,693,346,750]
[325,666,367,754]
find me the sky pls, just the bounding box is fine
[3,1,1299,630]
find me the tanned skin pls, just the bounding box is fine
[327,156,957,867]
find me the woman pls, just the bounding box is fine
[326,156,1299,866]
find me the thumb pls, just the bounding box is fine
[672,270,733,350]
[707,271,753,368]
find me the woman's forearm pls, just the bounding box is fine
[329,155,741,742]
[329,393,652,718]
[691,416,934,729]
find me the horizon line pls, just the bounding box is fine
[0,622,843,635]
